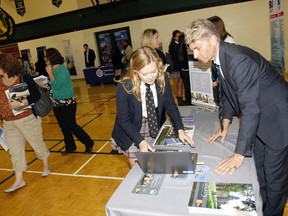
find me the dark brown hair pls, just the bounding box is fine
[0,53,24,78]
[207,16,232,41]
[45,48,64,66]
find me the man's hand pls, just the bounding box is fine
[207,119,230,144]
[215,153,245,174]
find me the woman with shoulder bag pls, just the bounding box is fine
[0,53,50,193]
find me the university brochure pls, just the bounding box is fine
[153,124,195,147]
[188,182,257,215]
[5,83,31,115]
[132,173,165,195]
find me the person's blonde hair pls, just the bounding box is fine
[120,46,165,101]
[140,29,158,47]
[185,19,220,45]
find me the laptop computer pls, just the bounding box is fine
[135,151,197,174]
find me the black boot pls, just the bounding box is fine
[177,97,185,106]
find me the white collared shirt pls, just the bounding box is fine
[86,49,89,63]
[215,48,225,79]
[140,82,158,118]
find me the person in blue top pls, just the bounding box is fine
[45,48,94,155]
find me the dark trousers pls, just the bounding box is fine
[254,137,288,216]
[180,70,191,105]
[53,103,93,150]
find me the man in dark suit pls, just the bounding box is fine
[185,19,288,216]
[83,44,96,67]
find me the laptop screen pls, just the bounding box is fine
[135,152,197,174]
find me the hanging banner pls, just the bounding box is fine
[52,0,62,8]
[269,0,285,77]
[14,0,26,16]
[0,8,16,42]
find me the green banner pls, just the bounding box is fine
[52,0,62,7]
[14,0,26,16]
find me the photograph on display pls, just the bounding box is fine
[188,182,257,215]
[189,60,216,108]
[132,173,165,195]
[153,125,195,147]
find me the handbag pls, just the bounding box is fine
[33,86,52,117]
[20,75,52,117]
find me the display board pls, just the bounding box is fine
[94,27,132,66]
[188,60,216,108]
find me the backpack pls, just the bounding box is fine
[21,75,52,117]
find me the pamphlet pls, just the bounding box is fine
[5,83,31,115]
[153,125,195,147]
[188,182,257,215]
[181,115,195,124]
[33,75,49,85]
[132,173,165,195]
[0,127,8,151]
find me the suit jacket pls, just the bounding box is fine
[218,42,288,156]
[112,75,183,151]
[84,49,96,67]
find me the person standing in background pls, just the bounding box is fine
[17,57,32,75]
[207,16,235,106]
[35,53,49,77]
[45,48,94,156]
[83,44,96,68]
[185,19,288,216]
[111,40,124,83]
[169,30,185,106]
[141,29,171,73]
[0,53,50,193]
[141,28,170,125]
[121,39,133,65]
[177,33,192,105]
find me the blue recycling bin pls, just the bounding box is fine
[83,65,115,85]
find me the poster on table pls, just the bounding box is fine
[188,60,216,108]
[269,0,286,79]
[63,40,77,75]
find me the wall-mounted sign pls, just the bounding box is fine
[0,8,16,42]
[269,0,285,75]
[14,0,26,16]
[52,0,62,8]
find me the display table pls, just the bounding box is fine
[105,106,263,216]
[83,65,115,85]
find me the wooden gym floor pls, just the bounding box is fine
[0,79,287,216]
